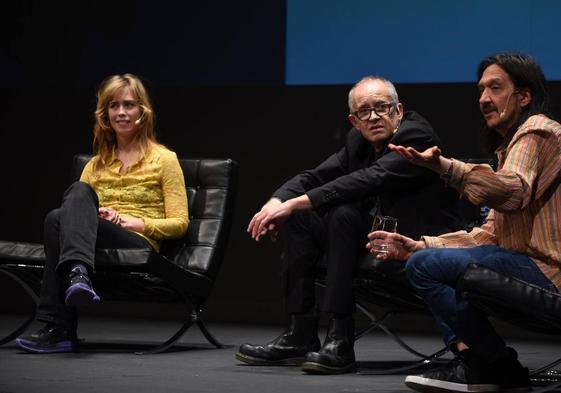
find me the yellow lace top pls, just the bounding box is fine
[80,144,189,251]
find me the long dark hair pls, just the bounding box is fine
[477,53,550,152]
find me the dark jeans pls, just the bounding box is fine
[280,204,372,315]
[36,181,151,328]
[405,245,556,358]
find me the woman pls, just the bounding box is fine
[16,74,188,353]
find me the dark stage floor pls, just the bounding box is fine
[1,314,560,393]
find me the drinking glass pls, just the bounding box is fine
[370,215,397,257]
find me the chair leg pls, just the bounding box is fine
[354,306,394,340]
[196,313,224,349]
[358,346,450,375]
[529,358,561,393]
[355,302,449,375]
[0,313,36,346]
[135,310,197,355]
[135,305,225,354]
[355,301,445,359]
[317,279,446,362]
[531,358,561,376]
[0,267,40,345]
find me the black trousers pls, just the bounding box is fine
[280,204,372,315]
[36,182,151,328]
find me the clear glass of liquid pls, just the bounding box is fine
[370,215,397,257]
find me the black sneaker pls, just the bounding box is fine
[495,347,530,392]
[64,267,100,307]
[405,350,500,393]
[405,348,529,393]
[16,323,78,354]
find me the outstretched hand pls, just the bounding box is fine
[366,230,425,261]
[388,144,443,173]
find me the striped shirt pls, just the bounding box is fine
[423,114,561,288]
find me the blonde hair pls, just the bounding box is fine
[92,74,158,173]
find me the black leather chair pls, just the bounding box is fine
[458,264,561,392]
[0,155,238,354]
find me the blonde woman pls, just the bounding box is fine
[16,74,188,353]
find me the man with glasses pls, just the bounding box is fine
[236,76,462,374]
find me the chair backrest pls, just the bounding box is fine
[71,154,238,280]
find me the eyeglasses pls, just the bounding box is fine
[352,102,396,121]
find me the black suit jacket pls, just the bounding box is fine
[272,111,463,240]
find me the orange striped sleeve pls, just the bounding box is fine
[423,212,497,248]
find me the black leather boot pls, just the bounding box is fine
[301,316,355,374]
[235,313,320,366]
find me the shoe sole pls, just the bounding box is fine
[405,375,500,393]
[235,352,304,366]
[15,338,79,354]
[65,283,100,307]
[301,361,356,375]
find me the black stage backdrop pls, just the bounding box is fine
[2,1,561,325]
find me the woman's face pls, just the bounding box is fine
[107,87,142,138]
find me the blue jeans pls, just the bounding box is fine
[406,245,556,357]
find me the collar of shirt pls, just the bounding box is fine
[106,144,160,172]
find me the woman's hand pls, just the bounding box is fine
[366,230,426,261]
[99,207,144,232]
[98,207,121,225]
[118,215,145,232]
[388,144,447,173]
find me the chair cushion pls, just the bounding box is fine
[0,240,156,271]
[358,252,407,276]
[93,270,212,302]
[94,248,155,271]
[0,241,213,299]
[458,263,561,334]
[0,240,45,266]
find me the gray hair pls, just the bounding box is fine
[348,76,399,111]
